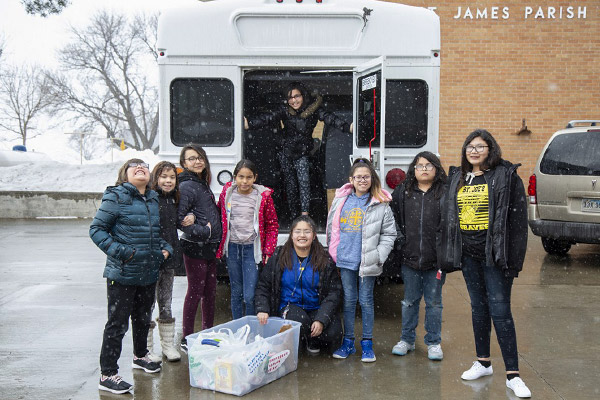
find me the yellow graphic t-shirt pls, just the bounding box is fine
[457,182,489,231]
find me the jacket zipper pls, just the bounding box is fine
[418,191,425,268]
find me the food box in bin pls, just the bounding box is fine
[186,316,301,396]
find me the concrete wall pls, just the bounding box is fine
[0,192,102,218]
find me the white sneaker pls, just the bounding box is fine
[391,341,415,356]
[427,344,443,360]
[461,361,493,380]
[506,377,531,398]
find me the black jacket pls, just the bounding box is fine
[177,170,222,244]
[157,189,183,270]
[247,95,350,159]
[439,160,528,277]
[254,247,342,329]
[391,183,443,271]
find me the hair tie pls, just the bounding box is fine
[358,159,366,163]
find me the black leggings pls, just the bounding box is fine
[100,280,156,376]
[279,304,343,351]
[278,153,310,215]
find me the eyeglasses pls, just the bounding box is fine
[128,162,149,169]
[352,175,371,182]
[466,144,489,153]
[415,163,434,171]
[288,94,302,101]
[185,156,205,163]
[292,229,313,235]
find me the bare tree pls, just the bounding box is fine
[47,11,160,151]
[21,0,70,17]
[0,64,53,146]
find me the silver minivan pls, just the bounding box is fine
[528,120,600,255]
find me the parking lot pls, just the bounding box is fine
[0,218,599,399]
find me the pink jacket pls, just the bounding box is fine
[216,181,279,263]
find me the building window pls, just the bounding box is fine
[170,78,234,146]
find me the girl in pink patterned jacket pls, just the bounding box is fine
[216,159,279,319]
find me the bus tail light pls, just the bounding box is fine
[386,168,406,190]
[527,174,537,204]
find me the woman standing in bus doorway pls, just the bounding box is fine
[177,144,222,352]
[326,158,396,362]
[390,152,449,361]
[244,81,353,218]
[216,159,279,319]
[90,159,172,394]
[440,129,531,398]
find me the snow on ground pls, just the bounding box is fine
[0,131,162,192]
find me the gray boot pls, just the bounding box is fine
[158,318,181,362]
[146,321,163,362]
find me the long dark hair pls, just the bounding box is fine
[348,158,388,204]
[278,216,329,272]
[150,161,180,203]
[179,143,212,185]
[115,158,147,187]
[460,129,502,178]
[285,81,312,110]
[404,151,447,199]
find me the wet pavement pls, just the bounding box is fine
[0,218,599,400]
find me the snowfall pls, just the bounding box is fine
[0,131,161,192]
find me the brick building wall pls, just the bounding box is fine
[385,0,600,179]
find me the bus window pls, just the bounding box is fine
[385,80,428,148]
[170,78,234,146]
[356,71,381,148]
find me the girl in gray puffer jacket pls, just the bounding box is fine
[326,158,396,363]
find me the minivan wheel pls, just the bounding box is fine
[541,237,572,255]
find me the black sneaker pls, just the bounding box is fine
[98,374,133,394]
[180,338,188,353]
[307,341,320,355]
[132,354,161,373]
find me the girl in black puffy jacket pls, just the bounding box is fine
[245,82,352,217]
[177,144,222,352]
[144,161,194,363]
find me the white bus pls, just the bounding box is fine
[157,0,440,240]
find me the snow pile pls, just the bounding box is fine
[0,148,163,193]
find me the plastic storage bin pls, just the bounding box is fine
[186,316,301,396]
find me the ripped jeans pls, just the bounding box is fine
[400,265,445,346]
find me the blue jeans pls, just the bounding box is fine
[400,265,445,346]
[339,268,376,340]
[461,256,519,371]
[227,242,259,319]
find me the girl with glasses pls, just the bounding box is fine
[390,151,448,361]
[244,81,352,218]
[326,158,396,362]
[90,158,173,394]
[440,129,531,398]
[255,215,343,355]
[177,144,223,352]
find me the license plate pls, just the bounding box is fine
[581,198,600,213]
